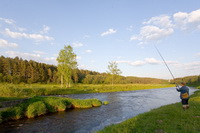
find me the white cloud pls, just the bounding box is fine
[143,15,174,28]
[0,17,15,25]
[183,61,200,71]
[173,9,200,31]
[3,28,54,41]
[72,42,83,47]
[145,58,161,64]
[85,49,92,53]
[40,25,50,34]
[33,50,46,55]
[116,58,180,67]
[132,9,200,44]
[101,28,117,36]
[5,51,40,59]
[197,53,200,56]
[5,50,56,65]
[116,60,146,66]
[0,39,18,48]
[131,26,174,43]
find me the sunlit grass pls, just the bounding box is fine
[0,96,102,123]
[98,90,200,133]
[0,83,174,98]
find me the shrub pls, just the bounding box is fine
[26,101,47,118]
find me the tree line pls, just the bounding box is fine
[0,55,170,85]
[173,75,200,86]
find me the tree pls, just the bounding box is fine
[57,45,77,88]
[107,61,122,85]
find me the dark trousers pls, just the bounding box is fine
[181,99,189,105]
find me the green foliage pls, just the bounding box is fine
[107,61,122,85]
[43,97,69,112]
[26,101,47,118]
[57,45,77,88]
[98,90,200,133]
[0,96,102,122]
[0,106,24,121]
[173,75,200,86]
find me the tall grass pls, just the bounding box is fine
[0,96,102,123]
[0,83,174,98]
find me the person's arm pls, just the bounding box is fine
[176,86,182,92]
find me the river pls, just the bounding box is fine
[0,87,197,133]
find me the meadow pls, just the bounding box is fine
[98,85,200,133]
[0,83,174,99]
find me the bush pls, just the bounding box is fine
[26,101,47,118]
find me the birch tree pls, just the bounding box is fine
[107,61,122,85]
[57,45,77,88]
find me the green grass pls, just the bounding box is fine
[98,89,200,133]
[0,83,174,98]
[0,97,22,102]
[0,96,102,123]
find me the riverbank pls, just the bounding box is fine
[0,83,174,98]
[0,96,103,123]
[98,87,200,133]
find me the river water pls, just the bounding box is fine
[0,87,197,133]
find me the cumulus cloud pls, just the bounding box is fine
[101,28,117,36]
[0,39,18,48]
[131,9,200,44]
[173,9,200,31]
[3,28,54,41]
[143,15,174,28]
[130,26,174,43]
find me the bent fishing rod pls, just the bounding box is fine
[154,45,177,85]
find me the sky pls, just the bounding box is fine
[0,0,200,79]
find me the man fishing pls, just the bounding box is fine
[176,82,190,110]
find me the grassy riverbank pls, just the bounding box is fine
[0,96,103,123]
[98,87,200,133]
[0,83,174,98]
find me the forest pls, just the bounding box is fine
[0,56,171,84]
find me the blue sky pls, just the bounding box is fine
[0,0,200,79]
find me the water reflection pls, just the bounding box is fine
[0,87,197,133]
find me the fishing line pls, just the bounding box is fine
[154,45,177,84]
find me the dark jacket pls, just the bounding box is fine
[176,86,189,99]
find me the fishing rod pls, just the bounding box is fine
[154,45,177,85]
